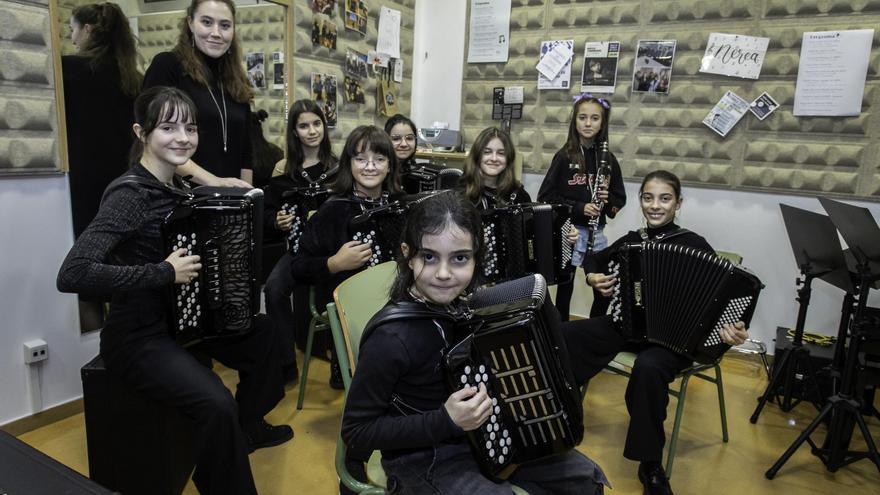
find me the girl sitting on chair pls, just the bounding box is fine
[342,191,608,494]
[564,169,748,495]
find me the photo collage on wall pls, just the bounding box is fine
[311,73,338,127]
[345,0,368,36]
[312,16,338,50]
[632,40,676,94]
[344,49,369,104]
[245,52,266,89]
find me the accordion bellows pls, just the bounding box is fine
[609,242,763,364]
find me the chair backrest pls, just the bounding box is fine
[715,250,743,264]
[333,261,398,370]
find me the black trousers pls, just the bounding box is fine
[264,252,312,367]
[101,315,284,495]
[554,268,610,321]
[563,316,691,462]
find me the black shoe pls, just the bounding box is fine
[283,363,299,385]
[638,462,674,495]
[243,419,293,453]
[330,361,345,390]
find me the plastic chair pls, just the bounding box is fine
[296,286,331,410]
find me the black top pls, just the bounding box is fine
[262,163,336,238]
[143,51,252,179]
[537,144,626,228]
[57,163,187,351]
[466,184,532,210]
[62,56,136,237]
[341,300,464,458]
[586,222,714,275]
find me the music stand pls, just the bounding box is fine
[767,198,880,477]
[751,204,852,423]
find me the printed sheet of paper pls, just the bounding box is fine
[537,40,573,90]
[376,6,401,58]
[700,33,769,80]
[703,91,750,138]
[794,29,874,116]
[581,41,619,93]
[466,0,511,63]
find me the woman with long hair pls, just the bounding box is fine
[460,127,530,209]
[143,0,255,185]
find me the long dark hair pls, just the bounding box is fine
[329,125,402,195]
[285,99,337,178]
[71,2,142,98]
[384,113,418,162]
[129,86,198,166]
[250,109,283,188]
[462,127,519,203]
[565,95,612,169]
[640,169,682,200]
[389,191,485,302]
[173,0,253,104]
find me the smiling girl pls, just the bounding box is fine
[564,170,747,495]
[461,127,530,209]
[342,191,608,494]
[143,0,255,186]
[57,86,291,495]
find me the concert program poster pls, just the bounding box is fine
[703,91,749,137]
[581,41,620,94]
[537,39,573,90]
[632,40,676,94]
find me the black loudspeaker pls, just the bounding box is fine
[772,326,835,403]
[0,430,116,495]
[81,355,198,495]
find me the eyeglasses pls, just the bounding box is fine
[353,155,389,168]
[390,134,416,144]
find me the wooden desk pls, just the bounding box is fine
[414,149,468,169]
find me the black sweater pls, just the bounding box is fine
[143,52,252,179]
[57,164,186,351]
[341,301,464,458]
[537,144,626,227]
[463,184,531,210]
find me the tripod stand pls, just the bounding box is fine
[751,204,850,423]
[767,197,880,477]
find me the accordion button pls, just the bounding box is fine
[489,448,495,458]
[482,373,489,382]
[492,397,498,406]
[475,374,482,383]
[485,441,492,449]
[478,364,486,373]
[502,429,509,438]
[499,455,505,464]
[489,432,496,441]
[490,414,496,423]
[464,365,471,374]
[494,405,500,414]
[503,447,509,455]
[460,375,467,384]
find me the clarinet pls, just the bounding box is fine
[586,141,610,254]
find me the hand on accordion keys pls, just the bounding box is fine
[328,240,373,273]
[444,382,493,432]
[275,210,294,231]
[166,248,202,284]
[565,226,579,245]
[586,272,616,297]
[720,321,748,346]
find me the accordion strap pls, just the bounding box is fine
[100,173,191,206]
[637,227,693,243]
[361,301,455,348]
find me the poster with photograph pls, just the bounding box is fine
[311,16,337,50]
[703,91,750,137]
[632,40,676,94]
[310,73,337,128]
[700,33,769,80]
[749,92,779,120]
[537,39,573,90]
[272,51,284,90]
[345,49,369,79]
[344,76,366,104]
[345,0,368,36]
[246,52,265,89]
[310,0,334,16]
[581,41,619,94]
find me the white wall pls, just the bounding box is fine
[0,175,99,426]
[524,174,880,351]
[411,0,466,131]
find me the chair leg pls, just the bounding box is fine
[666,374,691,479]
[714,364,729,442]
[297,318,318,410]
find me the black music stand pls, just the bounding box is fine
[766,198,880,477]
[751,204,852,423]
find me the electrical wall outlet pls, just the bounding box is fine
[23,339,48,364]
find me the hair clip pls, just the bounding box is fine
[572,92,611,109]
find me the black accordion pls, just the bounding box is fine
[609,242,763,364]
[163,187,263,346]
[280,186,330,254]
[482,203,575,285]
[400,164,463,194]
[445,274,584,480]
[348,199,408,267]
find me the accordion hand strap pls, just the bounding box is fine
[637,226,693,243]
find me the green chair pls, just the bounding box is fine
[296,286,331,410]
[327,262,528,495]
[603,250,742,478]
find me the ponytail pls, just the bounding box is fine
[72,2,142,98]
